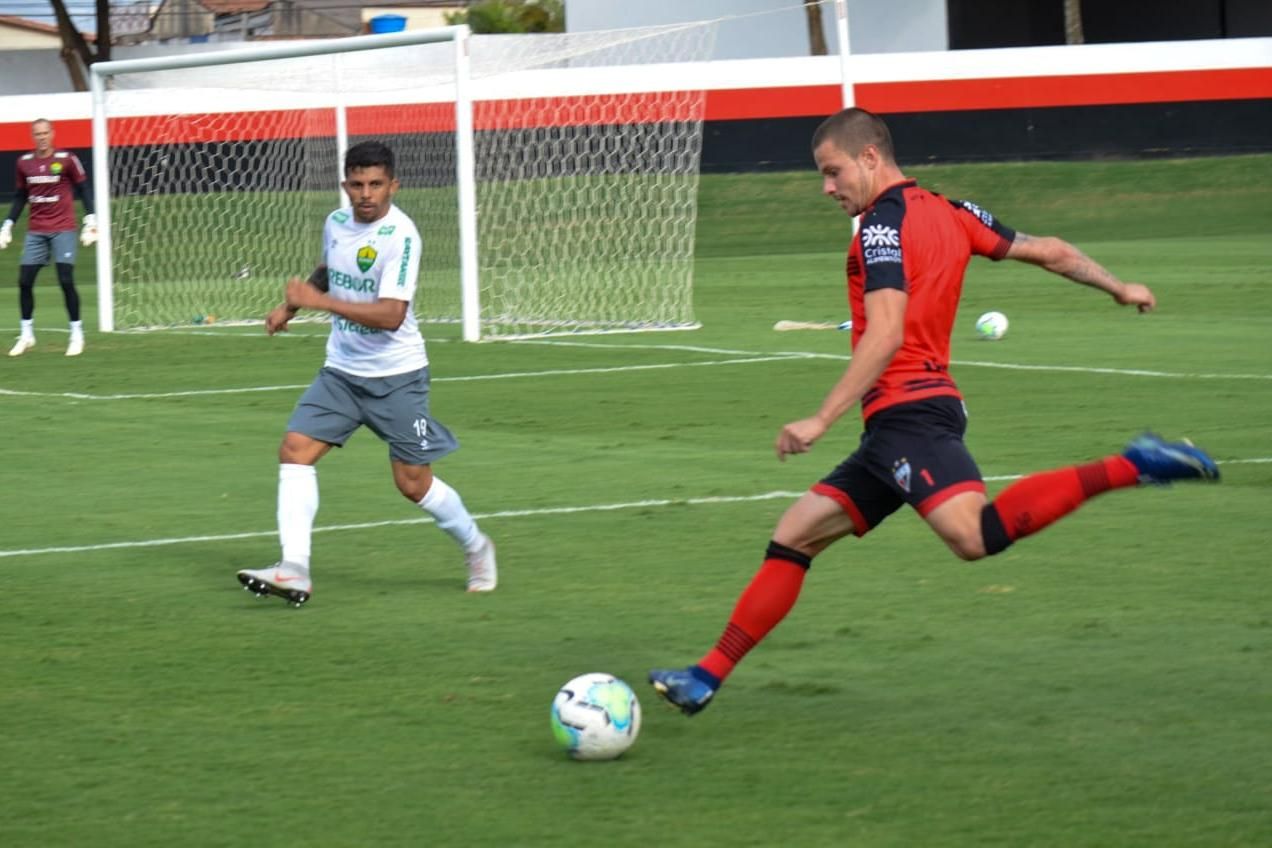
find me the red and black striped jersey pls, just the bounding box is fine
[845,179,1015,420]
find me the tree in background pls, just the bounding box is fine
[805,1,827,55]
[1064,0,1085,44]
[48,0,111,90]
[447,0,565,34]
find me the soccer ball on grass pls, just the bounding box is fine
[974,310,1009,340]
[550,673,641,761]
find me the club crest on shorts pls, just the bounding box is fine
[892,457,911,492]
[356,245,377,272]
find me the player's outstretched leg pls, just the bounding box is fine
[649,667,721,716]
[650,542,811,716]
[1122,433,1220,485]
[464,533,497,592]
[236,562,312,608]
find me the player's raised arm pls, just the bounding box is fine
[265,264,328,335]
[283,276,410,331]
[306,264,329,291]
[1005,231,1156,312]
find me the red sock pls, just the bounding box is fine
[698,556,807,682]
[990,455,1139,543]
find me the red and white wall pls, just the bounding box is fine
[1,36,1269,184]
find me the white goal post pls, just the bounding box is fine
[89,21,717,340]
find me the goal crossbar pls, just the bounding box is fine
[90,26,478,337]
[89,22,714,340]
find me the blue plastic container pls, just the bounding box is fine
[369,14,407,34]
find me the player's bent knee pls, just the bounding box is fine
[948,538,988,561]
[392,464,433,502]
[278,432,329,465]
[939,527,988,561]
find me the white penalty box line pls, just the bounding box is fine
[2,462,1269,560]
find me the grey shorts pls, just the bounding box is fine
[21,231,78,267]
[287,366,460,465]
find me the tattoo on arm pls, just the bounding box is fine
[1015,232,1120,292]
[1062,248,1119,290]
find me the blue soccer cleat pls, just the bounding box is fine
[1122,433,1220,485]
[649,666,719,716]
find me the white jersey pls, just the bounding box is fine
[320,204,427,377]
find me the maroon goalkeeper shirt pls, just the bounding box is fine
[15,150,87,234]
[845,179,1016,421]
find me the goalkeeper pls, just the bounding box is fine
[1,118,95,357]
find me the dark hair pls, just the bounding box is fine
[344,140,395,178]
[811,107,895,162]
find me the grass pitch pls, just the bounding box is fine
[1,155,1270,847]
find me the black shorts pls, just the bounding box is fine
[812,396,985,536]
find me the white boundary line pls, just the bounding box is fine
[2,460,1269,560]
[2,339,1269,401]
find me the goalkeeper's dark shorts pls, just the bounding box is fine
[288,366,460,465]
[812,396,986,536]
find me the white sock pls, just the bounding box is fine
[418,477,482,552]
[278,463,318,570]
[69,320,83,339]
[20,319,33,339]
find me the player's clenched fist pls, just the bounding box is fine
[776,417,828,461]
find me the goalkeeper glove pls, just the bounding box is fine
[0,219,12,250]
[80,214,98,247]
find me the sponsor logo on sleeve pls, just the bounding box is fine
[377,225,396,235]
[861,224,902,266]
[960,200,995,227]
[397,236,412,287]
[332,210,350,224]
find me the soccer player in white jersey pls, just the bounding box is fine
[237,141,495,607]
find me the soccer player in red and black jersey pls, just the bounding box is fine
[1,118,96,357]
[649,107,1221,716]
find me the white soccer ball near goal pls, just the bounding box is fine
[550,672,642,761]
[975,310,1009,340]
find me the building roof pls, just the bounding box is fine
[197,0,271,13]
[0,14,96,41]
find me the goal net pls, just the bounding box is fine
[90,22,717,339]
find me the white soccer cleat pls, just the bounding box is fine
[8,336,35,357]
[465,535,497,592]
[66,336,84,357]
[236,562,312,607]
